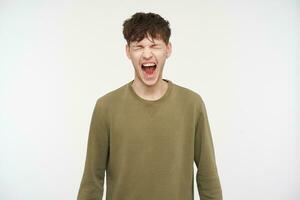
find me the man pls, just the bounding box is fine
[77,12,222,200]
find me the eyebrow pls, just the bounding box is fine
[132,44,143,47]
[132,43,161,48]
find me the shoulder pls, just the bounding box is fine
[172,82,206,107]
[172,82,209,122]
[94,82,128,110]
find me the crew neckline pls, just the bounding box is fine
[127,78,173,105]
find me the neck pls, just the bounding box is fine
[131,78,168,101]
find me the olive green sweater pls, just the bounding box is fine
[77,79,222,200]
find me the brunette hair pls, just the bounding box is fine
[122,12,171,45]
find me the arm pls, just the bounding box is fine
[77,98,109,200]
[194,98,222,200]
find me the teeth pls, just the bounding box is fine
[142,63,156,67]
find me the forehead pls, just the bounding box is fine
[130,36,166,46]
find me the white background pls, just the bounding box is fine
[0,0,299,199]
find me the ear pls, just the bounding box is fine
[125,44,131,60]
[166,42,172,58]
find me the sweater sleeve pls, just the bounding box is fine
[77,98,109,200]
[194,98,222,200]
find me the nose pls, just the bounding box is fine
[142,47,153,59]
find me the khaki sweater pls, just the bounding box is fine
[77,79,222,200]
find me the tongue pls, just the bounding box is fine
[145,67,155,74]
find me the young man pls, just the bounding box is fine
[77,12,223,200]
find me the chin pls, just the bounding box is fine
[139,75,160,87]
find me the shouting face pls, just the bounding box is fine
[126,34,172,87]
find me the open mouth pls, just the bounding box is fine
[141,63,157,75]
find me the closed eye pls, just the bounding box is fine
[151,44,161,49]
[132,46,143,50]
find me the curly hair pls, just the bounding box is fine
[122,12,171,45]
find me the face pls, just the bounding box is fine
[126,35,172,87]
